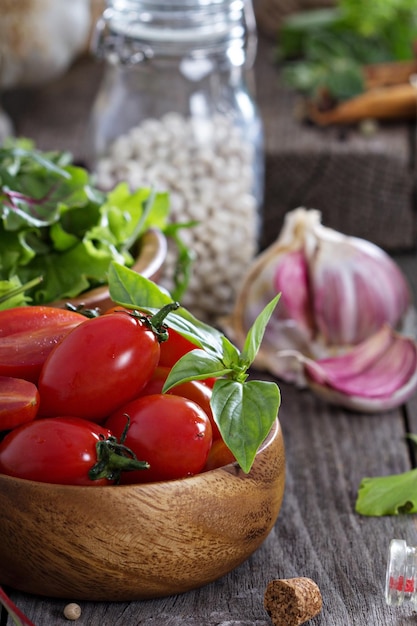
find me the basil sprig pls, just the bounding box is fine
[108,262,281,473]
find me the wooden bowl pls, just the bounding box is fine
[0,418,285,601]
[50,228,167,312]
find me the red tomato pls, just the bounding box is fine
[0,376,40,432]
[158,327,198,367]
[159,328,216,387]
[105,394,213,483]
[203,438,236,471]
[141,366,221,439]
[38,312,161,423]
[0,306,85,383]
[0,417,114,485]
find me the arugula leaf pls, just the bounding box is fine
[108,262,282,473]
[0,142,174,305]
[355,469,417,516]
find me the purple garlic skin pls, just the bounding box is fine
[304,325,417,411]
[310,230,410,346]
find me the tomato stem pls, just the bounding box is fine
[148,301,180,343]
[89,428,150,483]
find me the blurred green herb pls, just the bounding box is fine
[278,0,417,103]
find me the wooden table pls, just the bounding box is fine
[1,36,417,626]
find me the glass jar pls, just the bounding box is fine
[89,0,264,323]
[385,539,417,607]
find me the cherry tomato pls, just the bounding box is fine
[0,376,40,432]
[141,366,221,439]
[203,438,236,471]
[0,306,85,383]
[0,417,114,485]
[38,312,161,423]
[105,394,213,483]
[158,327,198,367]
[159,328,216,387]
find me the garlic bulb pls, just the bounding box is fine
[225,207,417,412]
[0,0,92,89]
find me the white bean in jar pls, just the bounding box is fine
[94,112,260,323]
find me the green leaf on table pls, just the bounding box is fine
[355,468,417,516]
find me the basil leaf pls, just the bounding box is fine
[108,262,173,309]
[211,379,281,473]
[355,469,417,516]
[109,262,224,356]
[241,293,281,367]
[163,350,232,390]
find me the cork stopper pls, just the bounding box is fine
[264,577,322,626]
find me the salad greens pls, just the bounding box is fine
[108,262,281,473]
[0,139,171,306]
[278,0,417,103]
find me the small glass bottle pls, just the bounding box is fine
[385,539,417,607]
[89,0,264,323]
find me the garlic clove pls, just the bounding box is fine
[308,222,411,346]
[273,249,313,335]
[303,325,417,412]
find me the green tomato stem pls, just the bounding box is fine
[148,301,180,342]
[88,433,149,483]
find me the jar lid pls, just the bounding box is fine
[104,0,246,45]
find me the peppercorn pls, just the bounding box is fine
[63,602,81,620]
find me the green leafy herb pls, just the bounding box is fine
[0,139,173,305]
[108,262,281,473]
[278,0,417,103]
[355,468,417,516]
